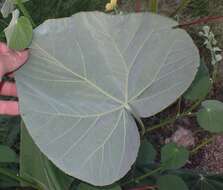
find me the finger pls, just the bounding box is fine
[0,81,17,97]
[0,100,19,116]
[0,42,9,53]
[13,50,29,69]
[6,72,14,78]
[6,49,29,74]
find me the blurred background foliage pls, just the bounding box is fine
[25,0,108,25]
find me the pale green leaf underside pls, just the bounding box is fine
[15,12,199,186]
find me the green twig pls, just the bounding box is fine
[174,16,223,29]
[190,136,215,154]
[149,0,158,13]
[15,0,36,27]
[146,117,176,133]
[122,166,163,186]
[0,167,37,189]
[123,135,214,186]
[122,136,214,187]
[170,0,191,17]
[212,64,219,84]
[146,100,198,134]
[177,97,182,116]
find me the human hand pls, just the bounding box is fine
[0,42,29,115]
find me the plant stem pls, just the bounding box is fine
[146,99,198,134]
[212,64,219,84]
[122,166,163,186]
[190,136,215,154]
[15,0,36,27]
[126,104,146,136]
[0,167,37,189]
[146,117,176,133]
[170,0,191,17]
[149,0,158,13]
[177,97,182,116]
[173,16,223,29]
[134,167,162,182]
[135,0,141,12]
[123,135,214,186]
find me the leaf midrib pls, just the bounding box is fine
[32,42,124,105]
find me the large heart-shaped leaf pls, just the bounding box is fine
[15,12,199,186]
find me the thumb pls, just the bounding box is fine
[0,46,29,79]
[13,50,29,69]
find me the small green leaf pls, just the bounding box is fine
[184,61,211,101]
[196,100,223,133]
[157,175,188,190]
[161,143,189,170]
[4,10,33,51]
[0,145,17,163]
[136,139,156,166]
[77,183,121,190]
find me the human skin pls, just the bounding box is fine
[0,42,29,115]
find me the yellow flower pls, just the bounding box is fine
[111,0,117,7]
[105,3,113,12]
[105,0,118,11]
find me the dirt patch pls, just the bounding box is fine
[196,135,223,174]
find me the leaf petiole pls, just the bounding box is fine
[122,166,163,186]
[15,0,35,27]
[125,104,146,136]
[190,136,215,155]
